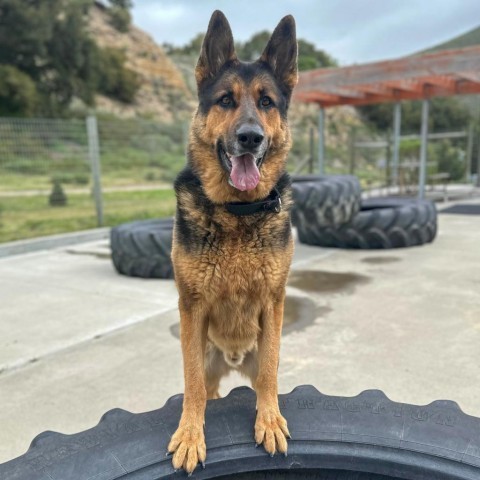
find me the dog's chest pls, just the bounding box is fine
[173,182,293,303]
[199,224,287,299]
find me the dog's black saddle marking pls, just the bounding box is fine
[225,188,282,216]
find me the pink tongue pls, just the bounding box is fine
[230,153,260,191]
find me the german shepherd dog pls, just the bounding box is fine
[168,10,298,474]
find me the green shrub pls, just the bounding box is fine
[108,6,131,32]
[97,48,140,103]
[0,65,38,116]
[49,180,67,207]
[433,140,465,181]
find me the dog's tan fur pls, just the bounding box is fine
[167,10,297,473]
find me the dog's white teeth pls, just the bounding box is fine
[228,177,235,187]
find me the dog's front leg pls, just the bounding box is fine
[255,293,290,456]
[168,300,208,474]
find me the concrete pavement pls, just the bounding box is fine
[1,201,479,463]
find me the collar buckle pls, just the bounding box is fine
[274,196,282,213]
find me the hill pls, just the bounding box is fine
[419,24,480,115]
[89,2,195,120]
[421,24,480,52]
[0,1,194,120]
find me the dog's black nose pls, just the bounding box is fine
[236,124,264,149]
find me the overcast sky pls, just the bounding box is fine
[132,0,479,65]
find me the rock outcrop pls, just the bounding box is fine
[89,3,195,120]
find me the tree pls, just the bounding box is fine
[166,29,337,72]
[44,0,99,113]
[107,0,132,32]
[108,0,133,8]
[0,0,98,115]
[358,97,472,133]
[235,32,337,69]
[97,48,140,103]
[0,0,140,115]
[236,31,271,61]
[0,0,57,79]
[297,39,337,70]
[163,33,204,56]
[0,65,38,116]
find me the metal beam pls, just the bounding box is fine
[418,100,429,200]
[477,134,480,187]
[401,131,467,140]
[392,102,401,187]
[318,107,325,174]
[354,141,389,148]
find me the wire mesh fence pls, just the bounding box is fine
[0,114,476,243]
[290,118,475,194]
[95,118,186,227]
[0,117,90,192]
[0,118,95,243]
[0,116,187,243]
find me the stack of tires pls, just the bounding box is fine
[109,176,438,280]
[291,175,437,249]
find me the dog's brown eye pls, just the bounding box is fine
[219,95,233,107]
[260,96,273,107]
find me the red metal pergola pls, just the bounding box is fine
[293,46,480,197]
[294,46,480,107]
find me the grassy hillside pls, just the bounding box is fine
[422,25,480,52]
[420,24,480,115]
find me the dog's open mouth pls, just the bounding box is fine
[218,143,263,191]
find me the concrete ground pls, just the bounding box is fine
[1,198,480,464]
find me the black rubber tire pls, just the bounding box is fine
[291,175,362,229]
[296,197,437,249]
[3,386,480,479]
[110,218,174,279]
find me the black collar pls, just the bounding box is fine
[225,188,282,216]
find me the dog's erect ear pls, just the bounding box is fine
[195,10,237,86]
[259,15,298,91]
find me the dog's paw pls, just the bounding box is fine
[167,423,206,474]
[254,406,290,456]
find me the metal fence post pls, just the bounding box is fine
[477,136,480,187]
[348,126,356,175]
[418,99,429,200]
[386,130,392,189]
[309,127,314,173]
[86,115,104,227]
[318,106,325,174]
[465,123,474,183]
[392,102,401,187]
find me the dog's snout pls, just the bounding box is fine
[236,124,264,149]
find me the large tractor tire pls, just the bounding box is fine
[2,386,479,479]
[291,175,361,229]
[110,218,174,279]
[296,197,437,249]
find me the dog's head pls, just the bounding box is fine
[189,10,297,203]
